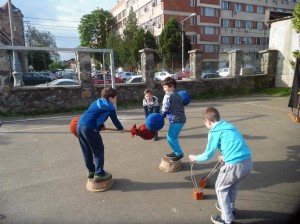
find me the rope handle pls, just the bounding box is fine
[202,160,224,182]
[190,160,224,191]
[103,127,131,132]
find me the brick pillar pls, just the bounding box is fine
[76,49,93,99]
[228,49,243,79]
[188,49,203,80]
[139,48,156,88]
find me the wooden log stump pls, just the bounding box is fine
[288,112,300,123]
[159,156,182,173]
[86,178,114,192]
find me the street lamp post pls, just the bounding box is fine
[181,13,196,72]
[8,0,22,87]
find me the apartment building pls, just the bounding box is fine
[111,0,297,53]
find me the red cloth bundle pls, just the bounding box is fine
[131,124,157,140]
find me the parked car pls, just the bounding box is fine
[116,72,137,83]
[126,75,143,83]
[174,70,190,80]
[23,72,52,85]
[217,68,230,77]
[56,71,74,79]
[201,72,220,79]
[154,71,174,82]
[39,72,57,81]
[92,73,122,85]
[36,79,79,87]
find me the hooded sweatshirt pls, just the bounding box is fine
[77,98,123,132]
[196,121,251,164]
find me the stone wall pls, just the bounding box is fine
[0,48,276,114]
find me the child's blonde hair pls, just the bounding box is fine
[203,107,220,122]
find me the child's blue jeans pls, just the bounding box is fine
[167,122,185,156]
[76,124,105,176]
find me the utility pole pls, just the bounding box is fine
[8,0,23,87]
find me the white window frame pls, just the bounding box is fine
[235,20,241,28]
[205,26,215,35]
[257,6,264,14]
[234,37,241,44]
[234,3,242,12]
[221,36,230,44]
[204,44,215,52]
[257,22,263,30]
[190,0,195,7]
[246,4,253,13]
[222,19,230,28]
[205,7,215,17]
[221,1,230,10]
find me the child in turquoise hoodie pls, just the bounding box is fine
[189,107,252,224]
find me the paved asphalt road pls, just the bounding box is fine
[0,95,299,224]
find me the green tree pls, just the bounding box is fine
[122,7,139,69]
[132,28,157,67]
[25,25,59,63]
[292,3,300,33]
[106,31,124,68]
[78,8,114,49]
[158,17,191,69]
[27,51,52,71]
[291,3,300,68]
[78,8,114,69]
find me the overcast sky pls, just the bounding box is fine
[1,0,118,48]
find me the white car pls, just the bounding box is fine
[36,79,79,87]
[126,75,143,83]
[217,68,230,77]
[116,72,137,83]
[154,71,174,81]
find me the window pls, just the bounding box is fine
[234,37,241,44]
[246,4,253,12]
[245,21,252,28]
[235,20,241,28]
[189,35,196,44]
[205,8,215,17]
[257,6,264,14]
[221,1,230,10]
[205,26,215,35]
[222,19,230,28]
[277,8,283,12]
[204,44,215,52]
[221,36,230,44]
[243,37,252,45]
[190,0,195,6]
[257,22,263,30]
[256,37,263,45]
[190,16,196,25]
[234,3,242,12]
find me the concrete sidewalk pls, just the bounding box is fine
[0,95,299,224]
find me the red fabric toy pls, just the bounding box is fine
[131,124,157,140]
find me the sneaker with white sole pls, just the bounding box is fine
[94,172,112,182]
[171,154,183,162]
[165,152,176,158]
[211,215,233,224]
[215,202,236,218]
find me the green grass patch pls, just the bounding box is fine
[259,87,291,97]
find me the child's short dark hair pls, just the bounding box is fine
[144,88,153,95]
[161,77,177,88]
[203,107,220,122]
[101,87,117,99]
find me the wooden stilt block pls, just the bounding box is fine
[86,178,114,192]
[159,156,182,173]
[193,188,204,200]
[288,112,300,123]
[199,177,210,188]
